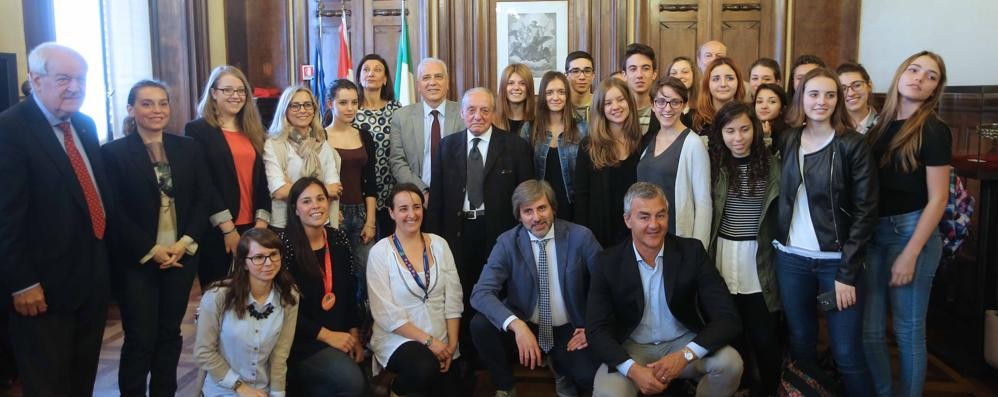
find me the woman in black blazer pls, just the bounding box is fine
[185,65,272,288]
[101,80,218,396]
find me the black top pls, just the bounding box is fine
[574,137,639,247]
[544,146,572,220]
[508,119,526,136]
[279,227,360,362]
[872,117,952,216]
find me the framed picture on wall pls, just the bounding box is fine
[496,1,568,89]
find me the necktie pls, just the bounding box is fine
[430,110,441,162]
[467,137,484,209]
[535,237,554,352]
[58,122,105,239]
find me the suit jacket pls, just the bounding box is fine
[388,100,463,191]
[427,127,534,262]
[101,132,215,266]
[183,118,271,225]
[585,234,740,370]
[471,219,602,330]
[0,97,112,310]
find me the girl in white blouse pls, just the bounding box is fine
[367,183,464,396]
[195,228,300,396]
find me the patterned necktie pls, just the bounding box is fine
[430,110,441,162]
[535,237,553,352]
[57,122,105,239]
[467,137,484,209]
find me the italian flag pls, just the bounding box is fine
[394,0,415,106]
[337,12,353,79]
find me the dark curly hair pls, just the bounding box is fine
[708,102,771,197]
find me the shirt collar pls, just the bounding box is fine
[467,127,493,144]
[246,287,278,309]
[32,94,67,125]
[528,224,556,241]
[861,108,877,127]
[423,101,445,118]
[631,242,665,265]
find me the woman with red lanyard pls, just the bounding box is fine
[278,177,365,396]
[186,65,272,288]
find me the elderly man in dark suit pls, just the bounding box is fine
[0,42,112,396]
[471,180,602,397]
[587,182,743,397]
[389,57,463,200]
[428,86,533,372]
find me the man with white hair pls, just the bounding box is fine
[389,57,464,202]
[0,42,112,396]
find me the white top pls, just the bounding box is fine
[463,127,492,211]
[421,102,448,185]
[500,225,569,330]
[367,233,464,366]
[262,138,340,228]
[714,237,763,294]
[779,134,841,260]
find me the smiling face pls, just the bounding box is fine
[128,86,170,134]
[518,195,555,238]
[602,86,631,126]
[211,73,248,118]
[505,72,529,104]
[721,113,754,158]
[668,59,694,89]
[749,65,778,92]
[625,53,658,97]
[360,59,387,92]
[802,76,838,124]
[898,55,941,104]
[709,64,737,104]
[418,61,449,106]
[754,88,782,122]
[330,88,359,124]
[624,195,668,252]
[566,57,594,96]
[245,241,281,283]
[544,78,568,113]
[31,49,88,120]
[652,85,684,129]
[285,91,316,130]
[838,71,870,114]
[294,183,330,228]
[389,190,424,235]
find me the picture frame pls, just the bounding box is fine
[495,1,568,89]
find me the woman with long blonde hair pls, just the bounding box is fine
[495,63,535,134]
[863,51,950,397]
[574,78,642,246]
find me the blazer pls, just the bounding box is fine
[471,219,602,330]
[184,118,272,225]
[0,97,113,310]
[101,132,216,265]
[388,100,463,191]
[427,127,534,262]
[585,235,741,370]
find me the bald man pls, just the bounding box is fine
[697,41,728,72]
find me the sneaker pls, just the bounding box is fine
[495,388,518,397]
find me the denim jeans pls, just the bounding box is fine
[291,347,367,396]
[862,210,942,397]
[340,203,373,303]
[775,249,873,396]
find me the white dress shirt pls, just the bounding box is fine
[463,127,492,211]
[501,225,569,330]
[421,102,447,185]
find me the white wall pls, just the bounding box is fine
[859,0,998,92]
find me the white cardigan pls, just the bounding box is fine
[643,132,712,248]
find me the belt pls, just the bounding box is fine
[461,209,486,219]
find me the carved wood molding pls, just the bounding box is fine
[722,3,762,11]
[316,9,351,17]
[372,8,410,17]
[660,4,698,12]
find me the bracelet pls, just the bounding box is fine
[222,228,237,235]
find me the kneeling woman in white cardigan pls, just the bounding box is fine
[195,228,300,396]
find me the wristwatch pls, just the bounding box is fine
[423,336,434,347]
[231,379,244,391]
[682,347,697,363]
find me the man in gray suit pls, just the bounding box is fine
[471,180,603,397]
[389,57,463,202]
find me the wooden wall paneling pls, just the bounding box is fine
[717,0,765,71]
[21,0,55,53]
[224,0,248,76]
[226,0,289,89]
[790,0,859,70]
[572,0,592,54]
[591,0,627,82]
[288,0,310,86]
[652,0,703,69]
[149,0,197,134]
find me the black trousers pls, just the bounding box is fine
[385,341,460,397]
[731,293,782,396]
[8,245,109,397]
[197,223,252,288]
[470,313,600,392]
[457,217,490,367]
[117,258,197,396]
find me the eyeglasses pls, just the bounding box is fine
[843,81,868,93]
[567,68,595,77]
[289,102,315,112]
[653,97,684,109]
[214,87,248,97]
[245,252,281,266]
[47,74,87,87]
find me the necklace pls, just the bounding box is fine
[247,303,275,320]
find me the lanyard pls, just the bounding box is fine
[321,228,336,311]
[391,234,431,302]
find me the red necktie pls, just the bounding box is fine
[58,122,106,239]
[430,110,441,161]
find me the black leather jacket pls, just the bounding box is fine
[775,127,877,286]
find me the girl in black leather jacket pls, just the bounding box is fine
[773,67,877,396]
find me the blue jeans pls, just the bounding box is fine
[292,347,367,396]
[340,203,373,303]
[775,249,873,396]
[862,210,942,397]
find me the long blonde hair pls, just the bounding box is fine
[495,63,535,131]
[268,85,325,142]
[867,51,948,173]
[196,65,266,152]
[586,78,641,169]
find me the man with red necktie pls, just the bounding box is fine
[0,42,112,396]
